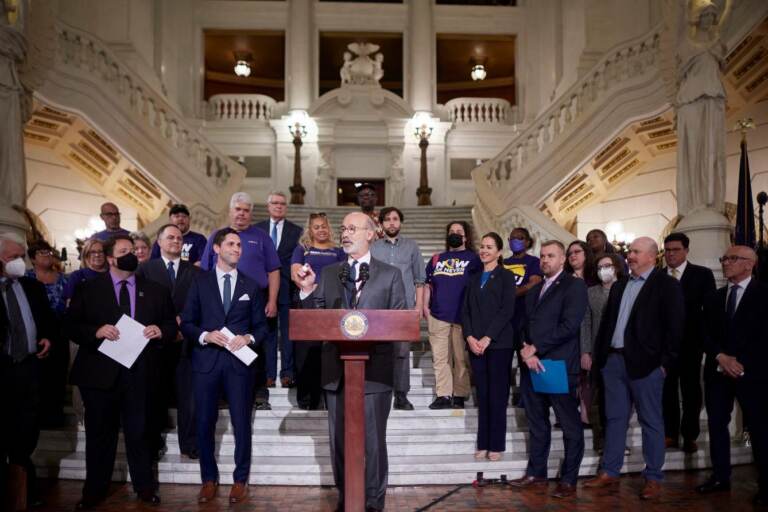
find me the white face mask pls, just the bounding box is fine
[598,266,616,284]
[4,257,26,279]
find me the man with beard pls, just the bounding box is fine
[296,212,405,512]
[371,206,425,410]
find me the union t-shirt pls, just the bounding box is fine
[503,253,543,331]
[425,249,481,324]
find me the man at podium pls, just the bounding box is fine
[296,211,405,512]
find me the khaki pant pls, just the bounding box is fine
[428,314,471,398]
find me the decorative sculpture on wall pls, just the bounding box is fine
[339,42,384,86]
[315,146,335,207]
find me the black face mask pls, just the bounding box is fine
[446,233,464,249]
[115,253,139,272]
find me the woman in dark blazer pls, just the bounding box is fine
[462,232,516,461]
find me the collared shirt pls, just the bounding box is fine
[198,266,242,345]
[150,230,208,264]
[270,218,284,248]
[610,266,654,348]
[109,270,136,318]
[1,277,38,355]
[161,256,181,279]
[200,225,281,290]
[667,260,688,280]
[371,235,425,308]
[539,269,563,298]
[727,275,751,312]
[347,251,371,291]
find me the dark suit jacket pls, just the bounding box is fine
[594,268,685,379]
[702,279,768,380]
[674,262,716,352]
[1,276,56,352]
[137,258,200,355]
[301,257,406,393]
[461,265,516,350]
[524,271,588,376]
[255,219,302,305]
[65,273,178,389]
[180,269,268,376]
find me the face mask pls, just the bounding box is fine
[509,239,526,253]
[446,233,464,249]
[115,253,139,272]
[3,257,26,278]
[598,266,616,283]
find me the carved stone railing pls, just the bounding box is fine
[445,97,513,125]
[46,22,245,217]
[207,94,277,122]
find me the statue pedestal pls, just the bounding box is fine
[0,204,28,239]
[676,208,730,283]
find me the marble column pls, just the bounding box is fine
[408,0,434,113]
[287,0,313,111]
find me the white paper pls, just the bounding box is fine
[221,327,258,366]
[98,314,150,369]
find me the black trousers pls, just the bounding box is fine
[38,329,69,427]
[175,355,197,454]
[663,348,703,441]
[704,372,768,494]
[4,356,41,501]
[469,348,513,452]
[295,341,322,408]
[79,367,156,498]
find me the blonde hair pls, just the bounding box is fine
[299,212,337,249]
[81,238,106,270]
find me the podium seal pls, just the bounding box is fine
[340,311,369,339]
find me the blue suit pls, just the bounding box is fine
[181,270,267,484]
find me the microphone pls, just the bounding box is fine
[338,262,351,284]
[358,263,370,284]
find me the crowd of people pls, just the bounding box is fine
[0,183,766,509]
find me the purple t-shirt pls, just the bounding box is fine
[200,225,281,290]
[425,249,482,324]
[150,230,208,264]
[503,253,543,330]
[291,245,346,276]
[92,228,130,242]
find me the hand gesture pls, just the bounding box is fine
[296,264,316,293]
[36,339,51,358]
[525,355,545,373]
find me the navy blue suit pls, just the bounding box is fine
[181,270,267,484]
[522,271,587,485]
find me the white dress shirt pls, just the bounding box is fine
[270,218,284,248]
[667,260,687,281]
[161,255,181,279]
[198,267,239,345]
[727,275,751,312]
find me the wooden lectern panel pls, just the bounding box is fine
[289,309,421,342]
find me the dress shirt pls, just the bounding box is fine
[198,266,240,345]
[610,266,653,349]
[667,260,687,280]
[161,255,181,279]
[371,235,425,309]
[298,251,371,300]
[539,269,563,298]
[726,275,751,313]
[109,270,136,318]
[270,218,284,248]
[0,277,38,355]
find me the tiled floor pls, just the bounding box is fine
[35,465,762,511]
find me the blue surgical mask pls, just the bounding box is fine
[509,238,526,253]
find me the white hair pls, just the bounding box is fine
[0,231,26,252]
[267,191,287,204]
[229,191,253,209]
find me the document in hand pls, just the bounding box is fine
[220,327,258,366]
[530,359,569,394]
[97,314,151,369]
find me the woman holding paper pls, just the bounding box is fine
[461,232,516,462]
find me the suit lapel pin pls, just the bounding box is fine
[139,291,144,297]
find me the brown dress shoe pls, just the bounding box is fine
[281,376,295,388]
[551,482,576,498]
[198,481,218,503]
[508,475,548,488]
[266,378,276,388]
[229,482,249,504]
[583,472,620,488]
[665,436,679,449]
[640,479,662,500]
[682,439,698,454]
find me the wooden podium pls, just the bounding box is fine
[289,309,421,512]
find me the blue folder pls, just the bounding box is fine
[529,359,569,394]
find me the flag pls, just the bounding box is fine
[734,137,756,247]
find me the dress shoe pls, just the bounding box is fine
[665,436,679,449]
[75,495,104,510]
[696,478,731,494]
[137,490,161,505]
[452,396,465,409]
[281,376,295,388]
[229,482,249,504]
[682,439,698,454]
[183,449,199,460]
[640,479,662,500]
[266,378,276,388]
[508,475,548,488]
[583,472,620,488]
[428,396,453,409]
[198,481,218,503]
[551,482,576,499]
[255,400,272,411]
[394,392,414,410]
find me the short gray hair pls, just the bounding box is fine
[0,231,26,252]
[129,231,151,246]
[267,191,287,204]
[230,191,253,209]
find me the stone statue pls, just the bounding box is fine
[674,0,727,216]
[389,148,405,206]
[315,147,335,207]
[340,51,352,85]
[340,42,384,86]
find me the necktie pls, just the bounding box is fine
[4,280,29,362]
[119,280,131,317]
[167,260,176,288]
[223,274,232,314]
[671,267,679,280]
[539,279,550,299]
[349,260,358,284]
[726,284,739,319]
[271,222,278,247]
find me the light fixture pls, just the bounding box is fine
[471,64,487,81]
[413,112,433,141]
[288,110,309,139]
[233,51,252,77]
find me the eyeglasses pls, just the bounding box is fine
[101,212,120,217]
[338,225,368,234]
[87,250,104,257]
[719,255,751,263]
[567,249,584,257]
[269,201,287,206]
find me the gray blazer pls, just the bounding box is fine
[581,284,611,354]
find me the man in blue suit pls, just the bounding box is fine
[181,228,267,505]
[511,240,587,499]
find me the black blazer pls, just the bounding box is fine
[1,276,56,351]
[65,273,178,389]
[675,262,716,351]
[524,272,588,376]
[137,258,199,314]
[301,257,406,393]
[461,265,516,350]
[594,268,685,379]
[702,279,768,380]
[255,219,302,305]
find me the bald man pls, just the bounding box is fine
[585,237,684,500]
[92,202,130,242]
[697,246,768,506]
